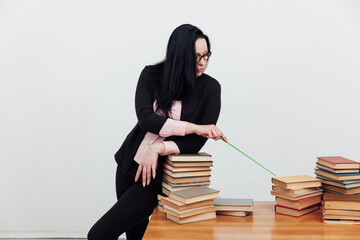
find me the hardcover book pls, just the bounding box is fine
[271,190,322,201]
[160,197,214,212]
[163,174,210,184]
[163,162,211,172]
[272,185,322,197]
[323,214,360,221]
[162,180,210,188]
[323,192,360,210]
[315,168,360,181]
[167,152,212,162]
[321,183,360,195]
[165,159,213,167]
[275,204,320,217]
[323,219,360,225]
[216,210,250,217]
[275,195,322,210]
[163,205,215,218]
[169,186,220,204]
[214,198,253,211]
[316,174,360,184]
[316,163,359,174]
[316,178,360,189]
[272,175,321,190]
[317,156,360,169]
[163,168,211,178]
[324,209,360,216]
[166,211,216,224]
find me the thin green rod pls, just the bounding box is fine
[220,137,276,176]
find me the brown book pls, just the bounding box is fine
[169,186,220,204]
[271,190,322,201]
[163,168,211,178]
[323,219,360,225]
[164,205,215,218]
[323,192,360,201]
[214,198,253,211]
[165,159,213,167]
[162,187,170,196]
[216,210,250,217]
[162,181,195,193]
[318,179,360,189]
[166,211,216,224]
[323,202,360,210]
[317,156,360,169]
[272,185,322,196]
[321,183,360,195]
[275,195,322,210]
[272,175,321,190]
[316,163,359,174]
[275,204,320,217]
[167,152,212,162]
[162,180,210,188]
[161,197,214,211]
[324,209,360,216]
[324,214,360,220]
[157,205,164,212]
[163,174,210,184]
[163,162,211,172]
[323,192,360,210]
[316,174,360,184]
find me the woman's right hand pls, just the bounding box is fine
[187,123,228,142]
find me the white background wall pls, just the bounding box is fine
[1,0,360,238]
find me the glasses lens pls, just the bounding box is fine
[197,52,211,62]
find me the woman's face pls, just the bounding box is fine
[195,38,209,77]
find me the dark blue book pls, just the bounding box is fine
[315,169,360,181]
[316,175,360,185]
[315,168,360,176]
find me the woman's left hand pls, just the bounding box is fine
[135,143,164,187]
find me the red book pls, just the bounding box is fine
[274,204,320,217]
[275,195,322,210]
[317,156,360,169]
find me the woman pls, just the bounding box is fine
[88,24,227,240]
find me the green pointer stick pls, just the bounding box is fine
[220,137,276,176]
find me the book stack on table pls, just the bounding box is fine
[214,198,253,217]
[315,156,360,195]
[271,175,322,217]
[161,152,213,196]
[158,186,220,224]
[322,192,360,224]
[314,156,360,224]
[158,153,213,212]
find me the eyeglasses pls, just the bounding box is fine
[196,51,212,62]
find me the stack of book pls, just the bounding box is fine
[315,156,360,195]
[323,192,360,224]
[214,198,253,217]
[159,186,220,224]
[271,175,322,217]
[162,153,213,196]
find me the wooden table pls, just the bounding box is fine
[143,201,360,239]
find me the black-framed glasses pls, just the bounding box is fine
[196,51,212,62]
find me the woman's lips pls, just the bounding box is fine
[197,68,203,72]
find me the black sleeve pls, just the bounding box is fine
[165,82,221,154]
[135,67,167,134]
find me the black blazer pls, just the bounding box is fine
[115,65,221,180]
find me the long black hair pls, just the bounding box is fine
[153,24,211,118]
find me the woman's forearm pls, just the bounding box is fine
[150,142,165,155]
[185,122,198,135]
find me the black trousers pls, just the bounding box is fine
[88,164,161,240]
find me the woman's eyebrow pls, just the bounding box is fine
[196,50,208,55]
